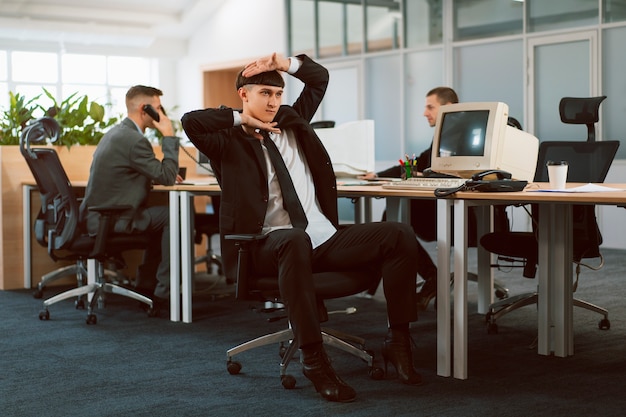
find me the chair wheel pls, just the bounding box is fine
[39,310,50,320]
[33,288,43,299]
[487,322,498,334]
[369,366,385,380]
[599,318,610,330]
[281,374,296,389]
[147,306,159,317]
[495,289,508,300]
[278,344,288,358]
[75,298,85,309]
[227,361,242,375]
[86,314,97,325]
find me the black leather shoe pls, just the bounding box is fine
[302,349,356,402]
[382,330,423,385]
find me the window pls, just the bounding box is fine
[603,0,626,23]
[405,0,443,48]
[0,50,156,119]
[454,0,523,41]
[528,0,598,32]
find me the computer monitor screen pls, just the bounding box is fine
[313,119,376,178]
[431,102,539,181]
[195,149,214,176]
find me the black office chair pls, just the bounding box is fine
[480,96,619,334]
[310,120,336,129]
[21,117,155,324]
[224,234,384,390]
[193,196,223,276]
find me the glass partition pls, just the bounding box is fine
[365,0,402,52]
[528,0,598,32]
[405,0,443,47]
[603,0,626,23]
[453,0,523,41]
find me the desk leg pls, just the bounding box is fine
[169,190,181,322]
[436,199,453,377]
[386,197,409,223]
[180,191,193,323]
[475,205,494,314]
[452,199,469,379]
[23,185,33,289]
[537,203,573,357]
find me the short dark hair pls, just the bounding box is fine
[126,85,163,101]
[235,69,285,90]
[426,86,459,105]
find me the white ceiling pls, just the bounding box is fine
[0,0,228,47]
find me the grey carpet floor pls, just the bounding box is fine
[1,245,625,417]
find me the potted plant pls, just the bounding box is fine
[1,88,118,147]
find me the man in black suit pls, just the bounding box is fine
[182,53,421,403]
[362,87,459,310]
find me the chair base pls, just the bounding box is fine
[226,326,384,388]
[39,280,154,324]
[485,291,610,334]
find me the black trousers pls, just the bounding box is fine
[249,222,419,347]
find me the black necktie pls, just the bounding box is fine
[262,131,308,229]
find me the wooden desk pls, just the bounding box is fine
[335,182,626,379]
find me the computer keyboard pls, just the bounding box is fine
[382,177,467,190]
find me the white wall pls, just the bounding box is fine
[176,0,287,117]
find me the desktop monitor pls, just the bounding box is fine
[430,102,539,181]
[195,149,215,176]
[313,119,376,178]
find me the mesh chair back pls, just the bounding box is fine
[20,119,82,257]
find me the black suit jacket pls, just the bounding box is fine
[181,55,336,281]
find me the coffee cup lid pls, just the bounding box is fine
[546,160,568,166]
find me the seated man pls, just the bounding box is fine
[182,52,422,403]
[80,85,181,309]
[362,87,461,310]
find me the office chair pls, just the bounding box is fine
[480,96,619,334]
[224,234,384,390]
[310,120,336,129]
[193,196,223,276]
[21,117,156,324]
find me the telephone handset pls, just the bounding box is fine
[143,104,166,122]
[471,169,512,181]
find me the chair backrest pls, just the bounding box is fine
[559,96,606,142]
[533,140,619,261]
[20,118,82,259]
[533,140,620,183]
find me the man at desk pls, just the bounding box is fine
[79,85,181,309]
[182,53,422,402]
[362,87,459,310]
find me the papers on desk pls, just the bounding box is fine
[532,183,625,193]
[336,177,401,186]
[180,178,219,186]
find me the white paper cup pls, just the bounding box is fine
[547,160,568,190]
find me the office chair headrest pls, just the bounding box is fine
[19,117,61,158]
[559,96,606,142]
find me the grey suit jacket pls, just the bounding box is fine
[80,117,179,235]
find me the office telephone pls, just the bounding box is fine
[465,169,527,192]
[434,169,527,197]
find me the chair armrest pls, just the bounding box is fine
[88,204,133,259]
[224,234,268,300]
[225,234,269,242]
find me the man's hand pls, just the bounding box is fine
[358,172,377,180]
[241,114,281,139]
[152,110,175,137]
[242,52,290,78]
